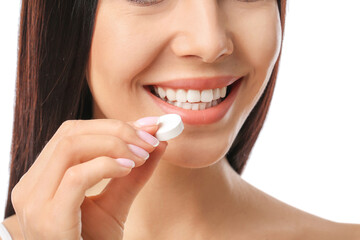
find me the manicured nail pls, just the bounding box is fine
[136,130,160,147]
[127,144,149,160]
[116,158,135,168]
[134,116,159,127]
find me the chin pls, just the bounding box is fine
[160,135,230,169]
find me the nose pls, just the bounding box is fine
[170,1,234,64]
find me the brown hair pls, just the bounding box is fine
[4,0,287,219]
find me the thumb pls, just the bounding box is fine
[91,140,167,224]
[128,117,160,136]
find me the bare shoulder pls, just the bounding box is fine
[299,220,360,240]
[236,179,360,240]
[322,222,360,240]
[2,215,24,240]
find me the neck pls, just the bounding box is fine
[123,157,245,239]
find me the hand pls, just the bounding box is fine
[11,118,167,240]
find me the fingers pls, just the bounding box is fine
[18,118,159,198]
[10,117,165,240]
[128,121,158,136]
[23,119,159,188]
[92,141,168,224]
[52,156,135,215]
[34,134,153,201]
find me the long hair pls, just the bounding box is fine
[4,0,287,218]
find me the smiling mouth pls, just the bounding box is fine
[144,79,238,111]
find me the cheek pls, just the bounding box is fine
[87,6,166,118]
[227,6,281,137]
[90,16,157,84]
[231,6,281,110]
[240,7,282,74]
[89,0,171,86]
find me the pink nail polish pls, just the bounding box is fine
[134,116,159,127]
[136,130,160,147]
[116,158,135,168]
[127,144,149,160]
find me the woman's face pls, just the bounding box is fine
[87,0,281,168]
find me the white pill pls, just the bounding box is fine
[155,114,184,141]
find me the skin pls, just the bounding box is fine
[87,0,282,237]
[2,0,360,239]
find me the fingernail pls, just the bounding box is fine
[136,130,160,147]
[116,158,135,168]
[134,116,159,127]
[127,144,149,160]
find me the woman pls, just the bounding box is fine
[1,0,359,239]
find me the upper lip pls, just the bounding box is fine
[146,76,242,90]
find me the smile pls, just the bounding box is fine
[144,76,243,125]
[150,85,229,110]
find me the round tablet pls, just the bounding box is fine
[155,114,184,141]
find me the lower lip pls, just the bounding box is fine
[145,78,242,125]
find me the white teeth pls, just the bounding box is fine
[174,101,182,107]
[166,88,176,101]
[176,89,187,102]
[187,90,201,103]
[191,103,199,110]
[220,87,226,98]
[158,87,166,99]
[153,85,229,109]
[211,99,218,107]
[154,86,228,102]
[199,102,206,110]
[165,100,223,110]
[213,88,221,100]
[182,102,192,109]
[201,89,213,102]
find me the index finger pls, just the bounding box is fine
[21,117,160,189]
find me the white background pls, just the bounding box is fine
[1,0,359,223]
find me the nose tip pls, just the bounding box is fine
[170,3,234,64]
[202,38,234,63]
[172,29,234,64]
